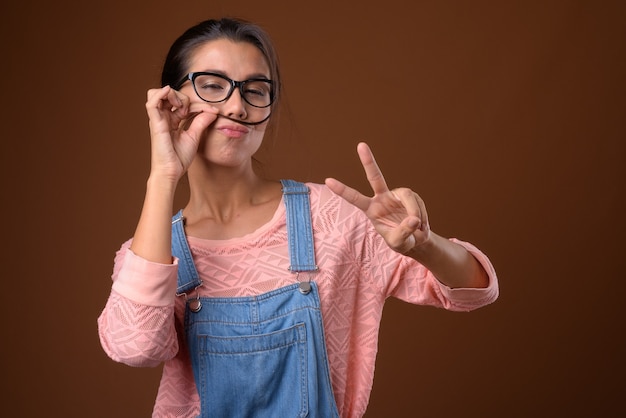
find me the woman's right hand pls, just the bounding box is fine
[145,86,219,183]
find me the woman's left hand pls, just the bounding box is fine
[325,142,430,255]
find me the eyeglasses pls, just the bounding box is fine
[178,72,274,108]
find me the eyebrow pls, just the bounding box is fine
[199,69,271,80]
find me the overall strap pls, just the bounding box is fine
[280,179,317,273]
[172,180,317,295]
[172,210,202,296]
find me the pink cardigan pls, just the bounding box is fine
[98,183,499,417]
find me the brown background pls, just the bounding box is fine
[1,0,624,417]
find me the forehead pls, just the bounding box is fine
[188,39,270,78]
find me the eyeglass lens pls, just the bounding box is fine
[193,74,272,108]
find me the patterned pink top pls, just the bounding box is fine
[98,183,498,417]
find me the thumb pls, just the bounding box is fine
[385,216,420,253]
[403,216,422,234]
[188,110,219,135]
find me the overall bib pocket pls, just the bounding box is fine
[196,323,308,418]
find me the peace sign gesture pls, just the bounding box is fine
[325,142,430,255]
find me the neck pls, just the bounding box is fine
[184,163,275,224]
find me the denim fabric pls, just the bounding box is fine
[185,282,338,417]
[172,180,339,418]
[280,179,317,272]
[172,211,202,295]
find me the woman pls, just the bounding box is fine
[98,17,499,418]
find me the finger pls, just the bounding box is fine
[394,188,430,232]
[146,86,171,116]
[325,177,371,211]
[146,90,170,136]
[414,193,429,231]
[357,142,389,195]
[391,188,423,228]
[385,217,420,253]
[183,107,220,138]
[165,86,186,112]
[175,102,219,131]
[147,86,181,110]
[188,102,220,115]
[146,86,187,132]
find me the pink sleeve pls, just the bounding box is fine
[386,238,499,312]
[111,245,179,307]
[97,242,180,367]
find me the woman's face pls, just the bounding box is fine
[182,39,272,168]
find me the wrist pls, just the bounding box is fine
[146,173,179,195]
[404,232,439,263]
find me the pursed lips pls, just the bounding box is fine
[216,122,250,138]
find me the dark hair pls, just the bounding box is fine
[161,18,282,107]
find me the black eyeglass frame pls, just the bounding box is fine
[177,72,275,108]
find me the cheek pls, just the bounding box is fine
[249,129,266,152]
[178,84,196,100]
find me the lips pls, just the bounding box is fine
[215,121,250,138]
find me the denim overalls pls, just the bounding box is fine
[172,180,340,418]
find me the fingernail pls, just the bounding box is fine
[407,218,419,229]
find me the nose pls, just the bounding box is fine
[222,87,248,120]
